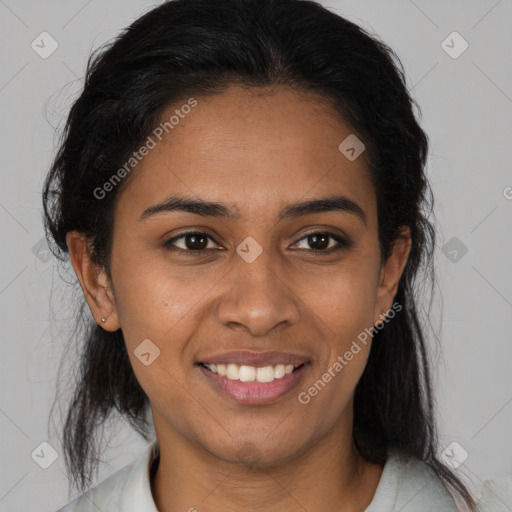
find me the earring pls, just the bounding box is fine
[101,317,106,322]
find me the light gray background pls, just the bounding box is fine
[0,1,511,511]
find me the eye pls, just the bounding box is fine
[163,230,351,256]
[292,231,351,253]
[163,231,221,254]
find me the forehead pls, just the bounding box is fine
[115,85,376,225]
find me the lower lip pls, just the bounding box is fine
[198,363,310,404]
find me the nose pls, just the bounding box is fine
[214,249,301,337]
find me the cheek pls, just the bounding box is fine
[294,258,377,398]
[109,253,210,393]
[299,261,378,334]
[303,323,373,422]
[111,250,205,342]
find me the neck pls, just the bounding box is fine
[150,416,383,512]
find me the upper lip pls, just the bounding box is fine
[197,350,310,367]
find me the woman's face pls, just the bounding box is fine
[70,84,410,466]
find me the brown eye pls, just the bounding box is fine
[164,232,219,253]
[293,231,351,252]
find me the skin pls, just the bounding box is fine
[67,84,411,512]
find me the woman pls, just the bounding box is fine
[44,0,482,510]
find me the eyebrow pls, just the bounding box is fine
[138,194,367,226]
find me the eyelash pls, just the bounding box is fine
[163,230,351,256]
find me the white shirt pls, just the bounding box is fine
[56,439,509,511]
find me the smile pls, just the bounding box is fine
[202,362,302,382]
[197,361,310,404]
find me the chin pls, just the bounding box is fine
[204,435,307,469]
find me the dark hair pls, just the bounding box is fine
[42,0,476,508]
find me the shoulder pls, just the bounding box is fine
[365,451,460,512]
[55,440,159,512]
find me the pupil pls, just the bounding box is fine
[309,233,329,250]
[186,234,207,250]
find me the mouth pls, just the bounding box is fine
[196,358,310,405]
[199,361,306,383]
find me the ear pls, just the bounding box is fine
[373,226,411,325]
[66,231,120,331]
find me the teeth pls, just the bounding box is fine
[226,363,239,380]
[203,362,302,382]
[257,365,277,382]
[239,365,256,382]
